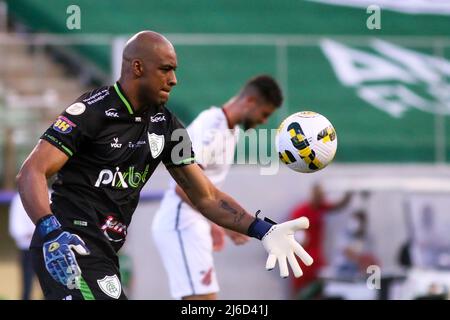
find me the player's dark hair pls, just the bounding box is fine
[241,75,283,108]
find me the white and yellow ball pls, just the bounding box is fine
[276,111,337,173]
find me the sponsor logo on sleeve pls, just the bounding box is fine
[52,116,77,134]
[82,89,110,105]
[66,102,86,115]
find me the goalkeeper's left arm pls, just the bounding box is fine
[168,163,313,278]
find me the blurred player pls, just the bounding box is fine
[152,75,282,300]
[17,30,313,300]
[289,183,352,299]
[9,192,38,300]
[333,209,378,279]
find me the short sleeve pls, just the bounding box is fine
[187,110,224,169]
[8,193,33,239]
[41,100,102,157]
[162,114,195,168]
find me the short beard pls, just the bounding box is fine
[138,88,162,111]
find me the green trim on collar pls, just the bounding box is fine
[114,83,134,115]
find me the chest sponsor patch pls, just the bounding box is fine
[101,215,127,243]
[150,112,166,123]
[52,116,76,134]
[105,108,119,118]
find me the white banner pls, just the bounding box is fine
[309,0,450,15]
[406,193,450,270]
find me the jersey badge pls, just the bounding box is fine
[201,267,214,286]
[97,275,122,299]
[148,133,165,158]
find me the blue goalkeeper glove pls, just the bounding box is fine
[248,212,313,278]
[37,215,90,289]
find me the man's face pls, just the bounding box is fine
[311,184,325,206]
[139,43,178,107]
[242,99,277,131]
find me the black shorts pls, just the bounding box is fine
[30,214,128,300]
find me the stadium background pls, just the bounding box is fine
[1,0,450,299]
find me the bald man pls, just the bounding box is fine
[17,31,313,300]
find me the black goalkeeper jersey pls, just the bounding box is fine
[40,82,194,247]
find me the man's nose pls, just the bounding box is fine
[169,71,177,87]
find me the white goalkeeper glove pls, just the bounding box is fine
[247,214,313,278]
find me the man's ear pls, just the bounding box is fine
[132,59,144,77]
[244,95,259,109]
[245,95,257,104]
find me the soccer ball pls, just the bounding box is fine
[275,111,337,173]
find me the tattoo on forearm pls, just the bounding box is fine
[220,200,237,214]
[220,200,246,224]
[234,211,245,224]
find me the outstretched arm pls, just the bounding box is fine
[169,163,254,234]
[168,164,313,278]
[175,180,249,247]
[175,184,197,209]
[330,192,353,211]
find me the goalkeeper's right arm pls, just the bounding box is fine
[17,140,91,288]
[17,140,69,224]
[168,163,313,278]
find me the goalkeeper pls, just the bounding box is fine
[16,30,313,300]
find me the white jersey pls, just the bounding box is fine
[8,192,36,250]
[153,106,239,230]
